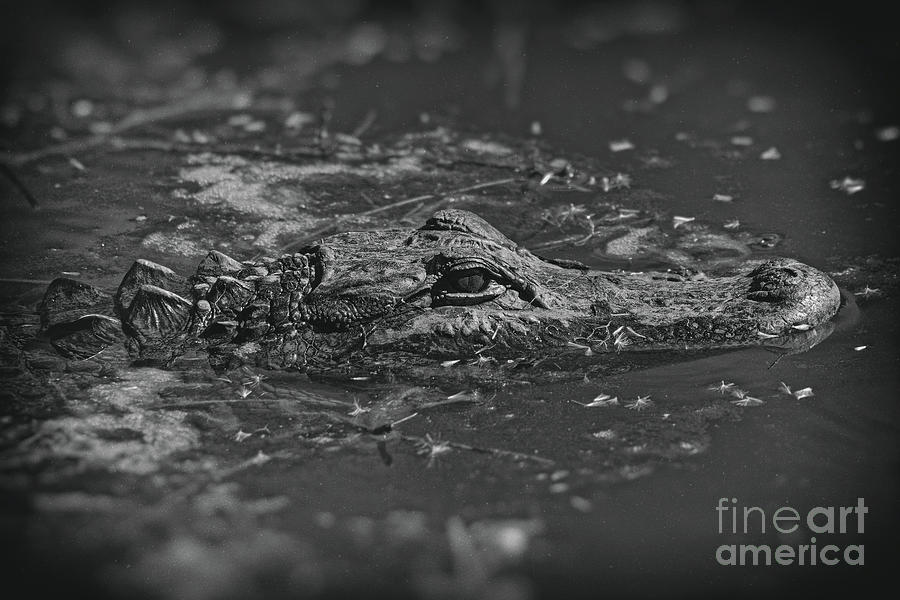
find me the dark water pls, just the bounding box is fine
[1,2,899,598]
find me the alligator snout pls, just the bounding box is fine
[744,258,841,334]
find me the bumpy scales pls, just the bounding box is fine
[39,210,842,369]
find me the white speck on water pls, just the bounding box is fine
[760,147,781,160]
[609,139,635,152]
[830,176,865,195]
[875,125,899,141]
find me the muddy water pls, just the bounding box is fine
[2,3,899,599]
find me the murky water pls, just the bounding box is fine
[2,2,898,598]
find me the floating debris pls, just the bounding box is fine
[778,382,814,399]
[592,429,617,440]
[712,193,734,202]
[830,176,865,195]
[730,389,764,407]
[441,359,461,367]
[447,390,480,403]
[600,172,631,192]
[723,219,740,230]
[854,285,881,298]
[566,341,594,356]
[609,139,635,152]
[284,111,314,129]
[572,394,619,408]
[746,95,777,113]
[790,323,813,331]
[613,329,630,352]
[68,157,86,171]
[708,380,736,394]
[549,482,570,494]
[792,387,814,399]
[672,215,695,228]
[731,396,764,407]
[625,395,653,411]
[760,147,781,160]
[730,136,754,146]
[347,399,370,417]
[570,496,593,513]
[414,433,453,465]
[234,430,252,442]
[875,125,899,141]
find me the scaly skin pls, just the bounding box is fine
[39,210,842,369]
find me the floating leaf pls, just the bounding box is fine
[672,216,695,228]
[829,176,865,195]
[712,193,733,202]
[792,387,814,399]
[574,394,619,408]
[609,139,635,152]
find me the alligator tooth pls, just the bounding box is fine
[39,277,113,332]
[196,250,245,277]
[115,259,187,319]
[124,284,192,342]
[48,314,124,359]
[207,276,255,311]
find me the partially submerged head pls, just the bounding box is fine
[40,210,842,370]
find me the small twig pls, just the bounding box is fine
[358,177,518,218]
[277,176,519,255]
[351,109,378,138]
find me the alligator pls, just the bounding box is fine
[38,209,842,371]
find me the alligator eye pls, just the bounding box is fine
[432,266,506,307]
[449,269,488,293]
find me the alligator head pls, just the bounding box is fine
[40,210,842,370]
